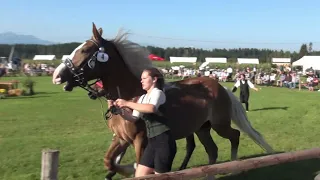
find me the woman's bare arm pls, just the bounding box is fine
[120,108,139,122]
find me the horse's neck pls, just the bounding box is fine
[102,73,144,100]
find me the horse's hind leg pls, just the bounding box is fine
[179,134,196,170]
[212,123,240,161]
[195,121,218,165]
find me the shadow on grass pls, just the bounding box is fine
[250,106,289,111]
[35,91,60,95]
[1,95,51,99]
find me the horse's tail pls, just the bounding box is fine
[224,87,274,153]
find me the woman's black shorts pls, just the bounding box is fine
[139,130,177,173]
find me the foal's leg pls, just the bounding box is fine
[195,121,219,164]
[104,135,121,171]
[212,123,240,161]
[104,135,121,180]
[104,135,130,180]
[133,131,147,168]
[179,134,196,170]
[105,150,127,180]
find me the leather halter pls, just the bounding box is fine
[63,39,107,99]
[63,39,130,120]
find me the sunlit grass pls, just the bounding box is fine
[0,76,319,180]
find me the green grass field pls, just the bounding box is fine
[0,76,319,180]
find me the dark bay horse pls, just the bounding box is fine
[52,23,274,179]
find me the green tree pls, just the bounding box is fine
[298,44,308,59]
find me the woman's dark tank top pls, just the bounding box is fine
[140,94,170,138]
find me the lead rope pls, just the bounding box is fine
[114,86,136,165]
[98,97,109,127]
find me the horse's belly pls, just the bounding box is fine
[163,96,210,140]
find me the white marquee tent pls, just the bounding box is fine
[33,55,56,61]
[292,56,320,72]
[169,57,197,63]
[199,57,227,70]
[272,58,291,65]
[237,58,259,64]
[61,55,70,61]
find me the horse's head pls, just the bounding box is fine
[52,23,152,99]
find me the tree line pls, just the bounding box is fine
[0,42,317,63]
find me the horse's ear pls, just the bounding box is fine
[98,28,103,36]
[92,22,102,41]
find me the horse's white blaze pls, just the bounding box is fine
[52,42,86,85]
[52,63,66,84]
[68,42,86,61]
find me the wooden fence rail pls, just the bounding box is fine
[40,148,320,180]
[123,148,320,180]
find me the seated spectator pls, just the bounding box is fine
[269,73,276,86]
[277,72,286,87]
[306,75,314,91]
[262,73,270,85]
[283,73,292,88]
[255,73,262,85]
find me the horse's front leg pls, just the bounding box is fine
[104,134,130,180]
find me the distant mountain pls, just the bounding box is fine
[0,32,55,45]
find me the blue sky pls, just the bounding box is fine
[1,0,320,51]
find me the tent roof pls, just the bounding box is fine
[33,55,56,60]
[292,56,320,66]
[169,57,197,63]
[205,57,227,63]
[61,55,70,61]
[237,58,259,64]
[272,58,291,63]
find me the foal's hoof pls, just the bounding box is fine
[105,174,113,180]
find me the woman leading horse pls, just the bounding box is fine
[112,67,177,177]
[52,23,274,179]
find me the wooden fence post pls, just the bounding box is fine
[41,149,59,180]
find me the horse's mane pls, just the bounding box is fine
[110,29,153,79]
